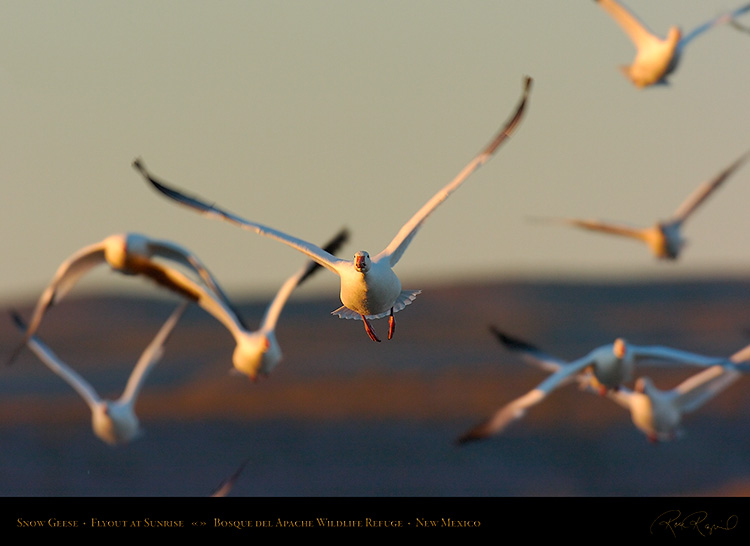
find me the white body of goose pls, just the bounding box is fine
[10,304,186,446]
[594,0,750,87]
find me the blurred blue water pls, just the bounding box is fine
[4,279,750,497]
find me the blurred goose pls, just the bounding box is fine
[210,459,249,497]
[599,344,750,442]
[594,0,750,87]
[10,303,186,446]
[133,76,532,343]
[224,228,348,378]
[7,232,231,364]
[539,150,750,259]
[129,229,348,379]
[456,328,729,444]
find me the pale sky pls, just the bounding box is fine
[3,1,750,307]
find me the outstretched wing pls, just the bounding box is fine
[119,302,188,405]
[456,355,591,444]
[488,326,566,373]
[297,228,349,285]
[7,240,107,365]
[134,259,251,339]
[260,228,349,332]
[679,3,750,47]
[594,0,662,49]
[667,340,750,414]
[673,364,742,414]
[9,310,102,410]
[375,76,532,267]
[543,216,649,242]
[669,149,750,224]
[144,237,236,306]
[631,344,728,367]
[456,388,547,444]
[133,159,347,275]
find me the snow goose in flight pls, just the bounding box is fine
[594,0,750,87]
[7,232,232,364]
[597,344,750,442]
[220,227,349,378]
[107,229,346,379]
[133,76,532,343]
[455,327,730,444]
[9,303,186,446]
[538,150,750,260]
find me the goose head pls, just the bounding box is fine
[103,234,131,270]
[613,338,627,360]
[667,26,682,47]
[588,338,631,390]
[354,251,371,273]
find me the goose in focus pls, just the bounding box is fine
[7,232,232,364]
[456,327,730,444]
[10,303,186,446]
[594,0,750,87]
[133,76,532,343]
[538,150,750,260]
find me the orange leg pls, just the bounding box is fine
[362,315,381,342]
[388,308,395,340]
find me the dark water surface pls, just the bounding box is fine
[3,278,750,497]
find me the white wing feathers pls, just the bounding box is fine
[120,303,187,404]
[669,149,750,224]
[679,4,750,47]
[595,0,661,48]
[376,76,532,267]
[260,228,349,332]
[132,159,347,275]
[10,310,102,409]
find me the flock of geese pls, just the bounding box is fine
[7,1,750,469]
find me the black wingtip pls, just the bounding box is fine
[298,227,350,284]
[323,227,350,255]
[6,310,29,366]
[488,325,539,353]
[132,157,144,171]
[9,309,26,331]
[454,430,483,446]
[132,159,220,217]
[132,158,164,189]
[480,75,533,158]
